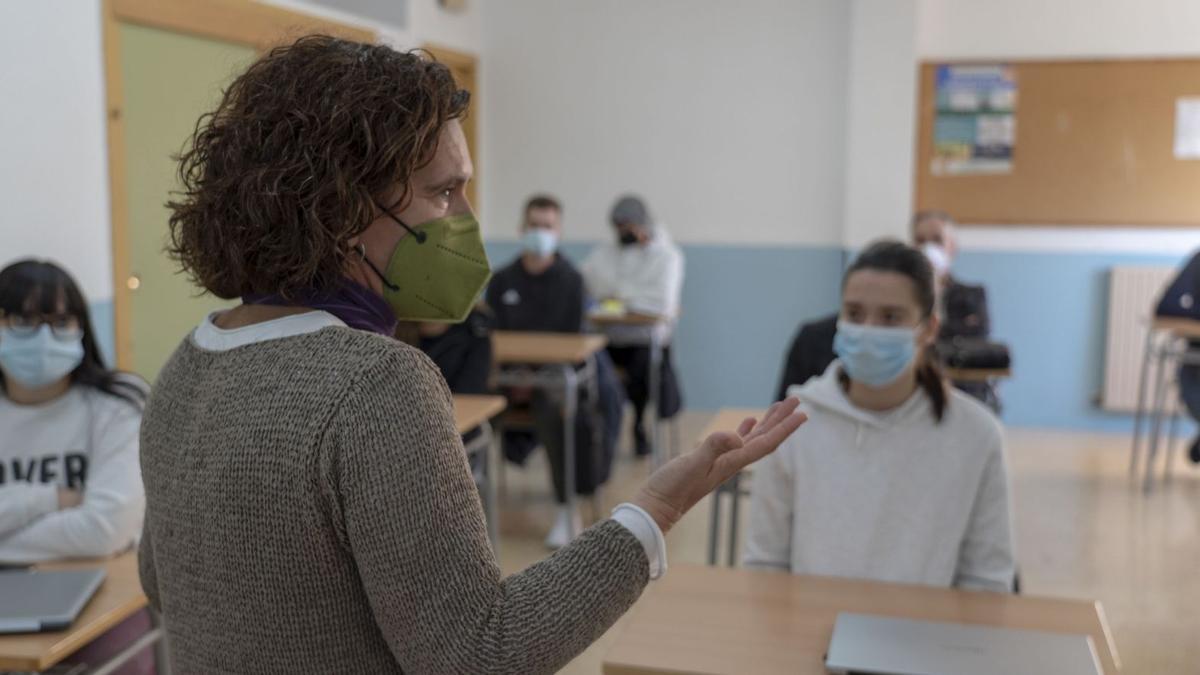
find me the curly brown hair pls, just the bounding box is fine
[167,35,470,299]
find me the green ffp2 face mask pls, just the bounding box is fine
[369,212,492,323]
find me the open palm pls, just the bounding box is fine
[632,397,807,533]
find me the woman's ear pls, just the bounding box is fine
[920,313,941,347]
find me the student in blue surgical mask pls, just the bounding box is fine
[744,240,1015,593]
[0,260,146,563]
[0,259,152,674]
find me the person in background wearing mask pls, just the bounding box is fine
[0,259,152,674]
[140,37,804,673]
[745,241,1015,593]
[488,195,625,547]
[581,195,685,456]
[775,210,995,407]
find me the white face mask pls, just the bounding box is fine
[0,325,85,389]
[921,243,951,277]
[833,320,919,388]
[522,229,558,259]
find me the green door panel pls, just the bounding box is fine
[120,23,255,381]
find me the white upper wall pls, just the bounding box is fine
[266,0,482,51]
[410,0,481,54]
[0,0,479,301]
[264,0,414,45]
[0,0,113,298]
[919,0,1200,60]
[915,0,1200,253]
[841,0,918,250]
[480,0,850,246]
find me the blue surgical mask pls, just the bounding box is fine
[833,320,918,388]
[0,325,85,389]
[522,229,558,259]
[921,243,951,278]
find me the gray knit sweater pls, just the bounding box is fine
[138,326,649,674]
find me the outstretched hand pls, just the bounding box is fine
[631,397,806,534]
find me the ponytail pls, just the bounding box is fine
[916,345,947,422]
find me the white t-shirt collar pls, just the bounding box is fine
[191,310,346,352]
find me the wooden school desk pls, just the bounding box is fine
[1130,316,1200,492]
[453,394,508,553]
[588,311,672,467]
[602,564,1121,675]
[491,331,608,540]
[0,553,166,674]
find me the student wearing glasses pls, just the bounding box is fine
[0,259,146,563]
[0,259,151,675]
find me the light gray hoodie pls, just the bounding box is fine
[743,361,1015,593]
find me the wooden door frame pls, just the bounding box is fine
[422,43,480,212]
[102,0,375,369]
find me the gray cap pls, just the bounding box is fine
[610,195,651,227]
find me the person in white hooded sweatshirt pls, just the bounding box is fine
[744,241,1015,593]
[582,195,685,456]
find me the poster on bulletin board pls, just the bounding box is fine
[931,64,1017,176]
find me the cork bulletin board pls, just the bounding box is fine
[915,58,1200,226]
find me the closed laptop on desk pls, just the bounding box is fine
[825,612,1102,675]
[0,568,106,634]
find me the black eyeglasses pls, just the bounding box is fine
[0,312,83,340]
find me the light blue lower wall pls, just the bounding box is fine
[955,249,1194,434]
[485,241,846,412]
[86,244,1195,435]
[491,241,1194,435]
[88,300,117,368]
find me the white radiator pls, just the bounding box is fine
[1101,266,1178,413]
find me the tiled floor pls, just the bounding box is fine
[494,412,1200,674]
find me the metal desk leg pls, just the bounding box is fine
[725,472,742,567]
[153,610,172,675]
[1166,410,1180,484]
[707,483,722,566]
[648,333,664,469]
[1130,327,1156,476]
[1144,344,1172,493]
[89,613,168,675]
[480,420,500,556]
[562,364,580,541]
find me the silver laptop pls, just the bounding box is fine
[825,613,1102,675]
[0,568,106,634]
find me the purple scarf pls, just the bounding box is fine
[243,280,398,336]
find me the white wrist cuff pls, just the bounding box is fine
[611,502,668,580]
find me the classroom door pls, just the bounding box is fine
[118,24,256,381]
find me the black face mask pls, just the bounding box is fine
[618,231,639,247]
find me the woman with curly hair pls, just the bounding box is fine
[139,35,804,674]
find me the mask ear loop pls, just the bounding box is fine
[357,243,400,292]
[374,201,428,244]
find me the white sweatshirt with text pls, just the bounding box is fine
[0,385,145,563]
